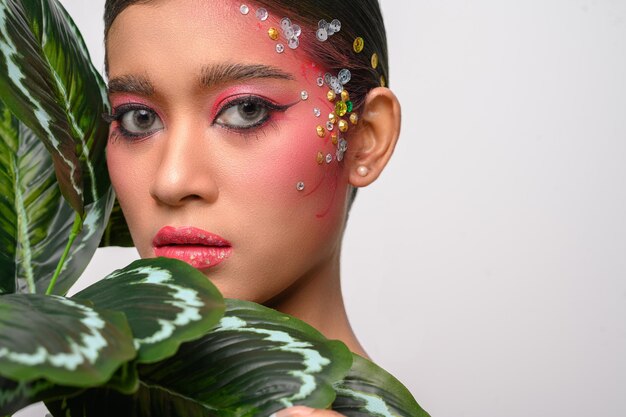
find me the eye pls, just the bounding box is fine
[106,104,164,139]
[214,96,288,130]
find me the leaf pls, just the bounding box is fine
[47,299,353,417]
[0,0,110,214]
[0,376,83,416]
[0,293,136,414]
[99,199,134,247]
[0,100,115,296]
[72,258,225,364]
[331,354,430,417]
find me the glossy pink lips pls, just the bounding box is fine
[152,226,232,269]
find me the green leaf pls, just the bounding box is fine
[0,294,136,413]
[99,199,134,247]
[0,376,83,416]
[72,258,225,364]
[0,100,115,295]
[47,299,353,417]
[331,354,430,417]
[0,0,110,214]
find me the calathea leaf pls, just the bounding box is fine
[99,199,133,248]
[0,377,83,416]
[47,299,353,417]
[0,100,115,296]
[72,258,225,364]
[0,0,111,214]
[0,293,136,415]
[331,354,431,417]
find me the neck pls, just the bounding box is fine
[265,248,368,358]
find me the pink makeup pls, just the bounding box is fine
[153,226,232,269]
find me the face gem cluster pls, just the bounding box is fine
[239,4,382,192]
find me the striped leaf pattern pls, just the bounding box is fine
[46,299,353,417]
[0,99,115,296]
[0,293,136,415]
[331,354,430,417]
[0,0,110,214]
[72,258,225,364]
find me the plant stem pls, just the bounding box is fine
[46,213,83,295]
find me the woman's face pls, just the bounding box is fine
[106,0,351,302]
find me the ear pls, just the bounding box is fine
[347,87,401,187]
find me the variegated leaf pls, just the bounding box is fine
[46,299,353,417]
[0,0,110,214]
[331,354,430,417]
[72,258,225,364]
[0,293,136,414]
[99,199,133,248]
[0,377,82,416]
[0,100,115,296]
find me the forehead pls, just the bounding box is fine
[106,0,311,81]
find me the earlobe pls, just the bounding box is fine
[347,87,402,188]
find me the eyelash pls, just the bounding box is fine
[103,96,293,142]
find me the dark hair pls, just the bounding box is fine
[104,0,390,208]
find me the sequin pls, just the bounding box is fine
[329,19,341,33]
[380,75,386,87]
[281,17,292,30]
[327,90,336,102]
[336,148,344,162]
[335,101,348,117]
[353,37,364,53]
[350,113,359,125]
[240,4,250,15]
[316,28,328,42]
[330,77,343,94]
[256,8,268,21]
[324,73,332,85]
[326,153,333,164]
[276,43,285,53]
[338,119,348,132]
[339,138,348,152]
[292,24,302,37]
[317,152,324,165]
[338,69,351,85]
[296,182,305,191]
[346,101,354,112]
[341,90,350,102]
[316,77,324,87]
[326,121,334,131]
[301,90,309,100]
[288,37,299,49]
[268,27,279,40]
[316,125,325,138]
[318,19,328,29]
[329,113,337,124]
[284,26,295,39]
[371,53,379,69]
[331,133,338,145]
[314,108,321,117]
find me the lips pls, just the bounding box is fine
[152,226,232,269]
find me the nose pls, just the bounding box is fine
[149,123,218,207]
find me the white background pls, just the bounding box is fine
[21,1,626,416]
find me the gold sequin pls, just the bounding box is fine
[335,101,348,117]
[380,75,386,87]
[329,113,338,124]
[341,90,350,102]
[353,37,364,53]
[268,27,279,40]
[331,133,338,145]
[371,53,379,69]
[316,125,326,138]
[338,119,349,132]
[317,151,324,165]
[327,90,337,102]
[350,113,359,125]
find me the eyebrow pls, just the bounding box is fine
[107,63,295,96]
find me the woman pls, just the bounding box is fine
[104,0,402,414]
